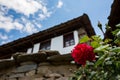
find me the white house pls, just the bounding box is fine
[27,28,87,54]
[0,14,95,59]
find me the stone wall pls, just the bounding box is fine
[0,50,77,80]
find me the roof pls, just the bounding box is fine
[0,13,95,59]
[105,0,120,38]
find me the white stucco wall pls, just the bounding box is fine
[74,30,79,45]
[33,43,40,53]
[51,30,79,54]
[51,35,63,54]
[27,48,32,54]
[28,30,79,54]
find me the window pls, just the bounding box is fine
[63,32,75,47]
[40,40,51,50]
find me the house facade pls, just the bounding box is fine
[27,28,86,54]
[0,13,95,59]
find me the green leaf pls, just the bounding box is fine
[94,44,109,53]
[77,75,82,80]
[104,39,112,43]
[114,39,120,44]
[79,35,90,43]
[91,41,101,48]
[91,35,102,42]
[112,29,120,36]
[105,24,111,30]
[95,53,109,67]
[110,47,120,53]
[115,61,120,70]
[117,31,120,37]
[116,23,120,28]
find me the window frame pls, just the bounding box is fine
[39,40,51,50]
[63,32,75,47]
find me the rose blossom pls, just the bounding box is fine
[71,43,95,66]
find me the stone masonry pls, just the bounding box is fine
[0,50,78,80]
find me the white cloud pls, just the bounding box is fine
[33,20,42,28]
[38,14,46,20]
[0,0,49,17]
[38,12,52,20]
[0,13,12,22]
[23,22,38,34]
[0,0,53,34]
[0,40,10,45]
[0,14,39,34]
[0,0,57,45]
[14,21,23,31]
[0,32,9,45]
[0,33,8,40]
[0,14,14,32]
[0,6,8,14]
[57,0,63,8]
[0,14,24,32]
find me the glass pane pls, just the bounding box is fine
[65,41,70,47]
[70,39,74,45]
[40,40,51,50]
[64,32,75,47]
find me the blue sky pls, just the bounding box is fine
[0,0,113,45]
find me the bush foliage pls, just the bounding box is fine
[70,24,120,80]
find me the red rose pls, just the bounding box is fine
[71,43,95,66]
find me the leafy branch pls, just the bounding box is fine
[70,23,120,80]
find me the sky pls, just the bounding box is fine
[0,0,113,45]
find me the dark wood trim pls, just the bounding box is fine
[0,13,95,59]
